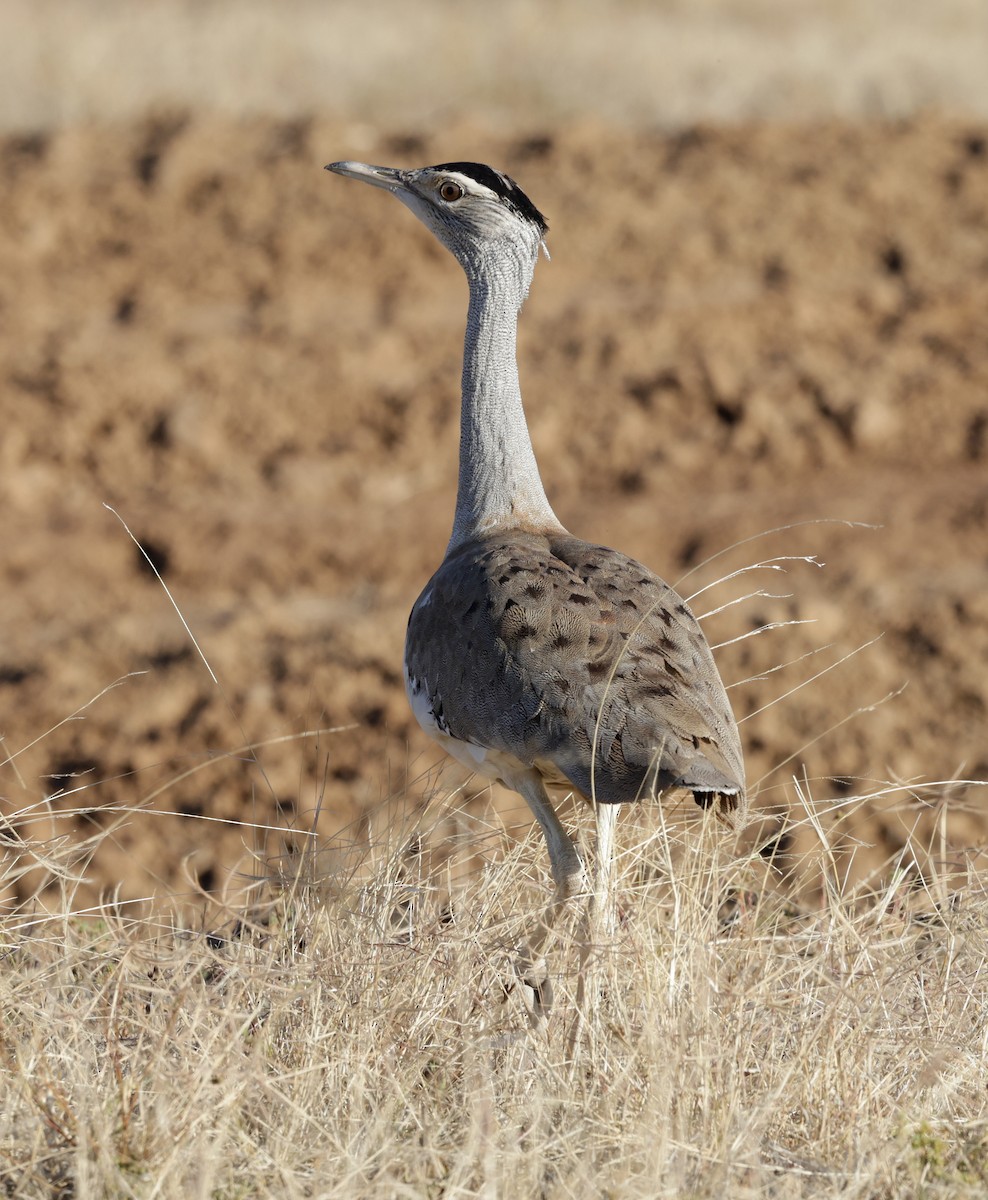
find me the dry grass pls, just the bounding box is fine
[3,536,987,1196]
[3,774,988,1198]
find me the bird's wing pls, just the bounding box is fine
[405,530,745,826]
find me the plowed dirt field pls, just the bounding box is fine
[2,114,987,914]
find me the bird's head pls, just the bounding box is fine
[325,160,549,276]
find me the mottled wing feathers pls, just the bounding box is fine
[548,534,744,805]
[404,530,746,827]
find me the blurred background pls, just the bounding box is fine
[1,0,987,920]
[3,0,988,133]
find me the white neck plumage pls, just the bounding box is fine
[447,240,563,554]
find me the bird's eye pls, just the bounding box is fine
[439,180,464,202]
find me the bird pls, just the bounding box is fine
[325,158,746,1012]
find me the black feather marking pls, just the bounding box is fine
[431,161,548,235]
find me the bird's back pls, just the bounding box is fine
[404,529,745,827]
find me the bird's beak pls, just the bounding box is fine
[324,161,407,192]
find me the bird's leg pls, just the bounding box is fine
[592,802,618,941]
[511,773,587,1021]
[570,802,619,1051]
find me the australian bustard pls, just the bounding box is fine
[325,159,746,1011]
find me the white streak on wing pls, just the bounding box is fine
[404,661,441,733]
[403,657,513,782]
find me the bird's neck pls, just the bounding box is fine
[448,245,562,553]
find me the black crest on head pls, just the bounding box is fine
[432,162,548,236]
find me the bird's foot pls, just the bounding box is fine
[552,852,590,902]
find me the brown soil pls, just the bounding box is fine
[2,114,987,915]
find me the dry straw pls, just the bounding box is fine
[2,779,988,1196]
[3,524,987,1196]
